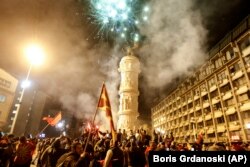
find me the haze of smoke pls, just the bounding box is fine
[23,0,123,131]
[139,0,207,89]
[44,43,121,131]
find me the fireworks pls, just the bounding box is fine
[89,0,149,44]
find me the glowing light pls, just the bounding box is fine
[121,33,125,38]
[21,80,31,89]
[144,6,149,12]
[25,44,45,65]
[56,120,65,131]
[134,34,139,42]
[89,0,150,43]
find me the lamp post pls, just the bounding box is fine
[10,44,44,134]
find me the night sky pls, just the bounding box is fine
[0,0,249,124]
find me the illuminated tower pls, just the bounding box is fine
[117,47,141,130]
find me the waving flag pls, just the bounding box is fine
[97,83,115,133]
[42,112,62,126]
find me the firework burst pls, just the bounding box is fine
[88,0,149,45]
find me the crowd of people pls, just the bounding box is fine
[0,128,249,167]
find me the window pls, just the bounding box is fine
[221,84,231,92]
[240,36,250,50]
[196,110,202,117]
[208,133,215,138]
[246,129,250,141]
[215,58,223,68]
[206,119,213,126]
[188,103,193,109]
[217,117,225,124]
[218,71,227,81]
[228,113,239,122]
[242,110,250,119]
[237,92,250,102]
[214,103,222,110]
[0,95,6,102]
[244,56,250,66]
[210,90,218,99]
[230,62,242,73]
[226,48,235,60]
[226,98,234,106]
[197,122,203,129]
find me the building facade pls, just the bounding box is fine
[8,83,48,136]
[0,68,18,131]
[152,15,250,143]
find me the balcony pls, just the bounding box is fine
[207,127,215,134]
[188,98,192,104]
[239,101,250,112]
[222,91,233,100]
[205,113,212,120]
[217,125,226,133]
[225,106,236,115]
[183,111,188,116]
[197,116,203,122]
[203,101,210,108]
[209,85,217,92]
[242,45,250,57]
[232,70,244,81]
[194,95,200,100]
[214,110,223,118]
[229,122,241,131]
[189,108,194,113]
[195,105,201,111]
[212,96,220,104]
[236,85,248,95]
[201,90,208,96]
[219,78,229,87]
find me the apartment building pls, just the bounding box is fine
[152,15,250,143]
[0,68,18,131]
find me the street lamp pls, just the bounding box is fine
[10,44,44,134]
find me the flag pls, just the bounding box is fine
[42,117,53,124]
[97,83,116,136]
[50,112,62,126]
[43,112,62,126]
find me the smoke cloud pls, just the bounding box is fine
[139,0,207,89]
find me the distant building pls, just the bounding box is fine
[152,15,250,143]
[0,68,18,131]
[8,83,48,136]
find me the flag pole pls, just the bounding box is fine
[84,82,105,153]
[36,123,50,138]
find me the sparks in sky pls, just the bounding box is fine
[89,0,149,44]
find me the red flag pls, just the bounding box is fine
[50,112,62,126]
[43,112,62,126]
[42,117,53,124]
[97,83,115,133]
